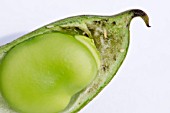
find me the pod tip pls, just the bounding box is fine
[130,9,151,27]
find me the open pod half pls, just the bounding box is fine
[0,9,150,113]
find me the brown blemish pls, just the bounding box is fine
[88,87,93,93]
[102,19,108,22]
[102,64,109,71]
[112,21,116,25]
[74,27,83,33]
[93,20,101,25]
[126,23,129,28]
[113,54,117,61]
[83,32,89,37]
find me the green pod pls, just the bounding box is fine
[0,9,150,113]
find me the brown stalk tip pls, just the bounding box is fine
[130,9,151,27]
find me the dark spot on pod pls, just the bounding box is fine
[112,21,116,25]
[74,27,81,31]
[113,54,117,61]
[102,64,109,71]
[102,19,108,22]
[73,27,84,34]
[126,23,129,28]
[93,20,97,24]
[83,32,89,37]
[105,37,109,40]
[87,26,95,35]
[88,87,93,93]
[101,22,106,27]
[102,66,106,71]
[101,19,108,25]
[93,20,101,24]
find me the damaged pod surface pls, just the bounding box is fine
[0,9,150,113]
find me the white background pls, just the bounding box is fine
[0,0,170,113]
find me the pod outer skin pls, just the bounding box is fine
[0,9,150,113]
